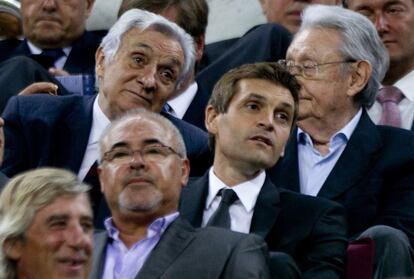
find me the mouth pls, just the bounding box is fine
[125,89,151,106]
[56,257,88,272]
[250,135,273,147]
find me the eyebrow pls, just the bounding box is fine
[244,93,294,110]
[109,138,164,150]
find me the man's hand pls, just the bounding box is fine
[18,82,58,96]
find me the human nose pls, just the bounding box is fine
[42,0,57,10]
[66,223,92,249]
[374,14,388,33]
[137,64,157,94]
[129,150,146,169]
[257,110,275,131]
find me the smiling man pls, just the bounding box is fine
[180,62,348,278]
[1,9,211,228]
[0,168,93,279]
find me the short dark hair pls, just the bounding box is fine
[208,62,300,149]
[118,0,208,39]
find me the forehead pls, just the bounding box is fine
[230,78,295,108]
[32,194,92,223]
[106,117,174,147]
[287,28,342,59]
[118,27,184,64]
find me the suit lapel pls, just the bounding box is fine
[267,129,301,192]
[89,231,110,279]
[250,177,281,239]
[179,173,209,227]
[137,218,197,279]
[59,95,95,173]
[318,110,383,199]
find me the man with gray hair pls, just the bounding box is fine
[269,5,414,277]
[1,9,211,227]
[0,168,93,279]
[89,109,272,279]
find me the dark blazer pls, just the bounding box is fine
[1,94,211,178]
[89,217,271,279]
[268,110,414,247]
[0,171,8,190]
[179,174,348,279]
[0,30,106,75]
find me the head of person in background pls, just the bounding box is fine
[344,0,414,85]
[96,8,195,119]
[258,0,340,34]
[0,0,22,39]
[0,168,93,279]
[205,62,299,181]
[283,4,388,137]
[20,0,94,49]
[97,109,189,244]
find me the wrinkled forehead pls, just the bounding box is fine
[106,117,174,148]
[288,28,342,59]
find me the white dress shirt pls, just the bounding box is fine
[77,97,110,181]
[202,167,265,233]
[368,70,414,130]
[27,40,71,69]
[166,82,198,119]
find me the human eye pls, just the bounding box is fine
[132,54,146,66]
[142,145,166,161]
[386,4,405,15]
[274,111,291,124]
[245,101,261,111]
[159,68,176,83]
[110,148,131,160]
[81,219,93,233]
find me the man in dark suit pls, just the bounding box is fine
[179,62,348,278]
[89,109,271,279]
[269,5,414,278]
[1,9,211,226]
[345,0,414,130]
[0,0,105,111]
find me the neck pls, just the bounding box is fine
[212,155,262,186]
[383,61,414,85]
[298,107,359,156]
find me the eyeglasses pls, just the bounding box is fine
[278,59,356,79]
[102,144,182,164]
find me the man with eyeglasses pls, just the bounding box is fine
[89,108,272,279]
[269,5,414,278]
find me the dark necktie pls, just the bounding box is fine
[376,86,404,128]
[207,188,239,228]
[31,48,65,69]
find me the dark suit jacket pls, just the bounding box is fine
[179,174,348,279]
[0,171,8,190]
[268,110,414,247]
[182,23,292,130]
[0,30,106,75]
[89,217,271,279]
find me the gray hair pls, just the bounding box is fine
[0,168,90,279]
[299,5,389,108]
[98,109,187,164]
[100,8,195,90]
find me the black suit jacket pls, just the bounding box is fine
[0,30,106,75]
[268,110,414,246]
[179,174,348,279]
[89,217,271,279]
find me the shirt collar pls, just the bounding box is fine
[393,69,414,102]
[90,97,110,145]
[104,212,179,241]
[207,167,265,213]
[298,108,362,146]
[167,82,198,119]
[26,40,71,56]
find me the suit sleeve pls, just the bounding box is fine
[223,234,272,279]
[1,96,28,177]
[301,201,348,279]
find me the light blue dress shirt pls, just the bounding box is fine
[102,212,179,279]
[298,109,362,196]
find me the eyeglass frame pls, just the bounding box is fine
[278,59,357,79]
[102,143,183,164]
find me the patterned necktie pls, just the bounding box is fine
[207,188,239,228]
[376,86,404,128]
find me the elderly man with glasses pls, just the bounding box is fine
[270,5,414,278]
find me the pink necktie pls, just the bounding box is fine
[376,86,404,127]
